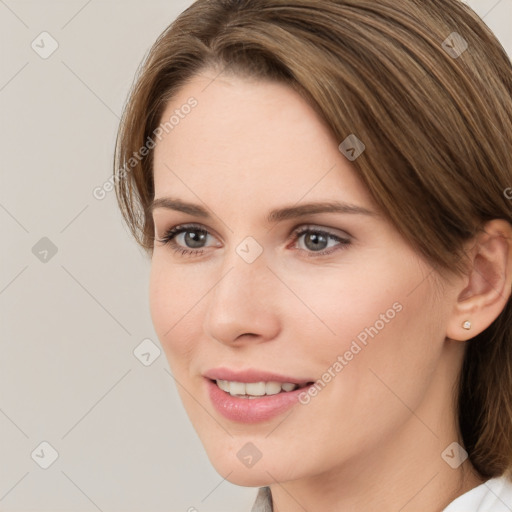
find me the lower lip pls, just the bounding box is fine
[206,379,311,423]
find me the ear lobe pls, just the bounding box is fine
[447,219,512,341]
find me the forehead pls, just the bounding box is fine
[152,71,372,209]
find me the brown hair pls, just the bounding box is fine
[114,0,512,479]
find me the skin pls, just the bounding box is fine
[149,69,510,511]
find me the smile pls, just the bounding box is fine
[215,379,310,398]
[205,374,315,423]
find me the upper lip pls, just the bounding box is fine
[203,367,314,385]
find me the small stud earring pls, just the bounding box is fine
[462,320,472,330]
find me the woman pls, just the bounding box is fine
[114,0,512,510]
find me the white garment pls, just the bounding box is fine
[443,476,512,511]
[250,475,512,512]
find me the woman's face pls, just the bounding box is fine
[149,70,463,486]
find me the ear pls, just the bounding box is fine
[446,219,512,341]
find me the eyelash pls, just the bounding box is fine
[155,223,352,259]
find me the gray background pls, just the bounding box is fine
[0,1,511,511]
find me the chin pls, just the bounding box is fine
[203,443,299,487]
[225,470,274,488]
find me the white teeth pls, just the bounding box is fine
[216,380,300,397]
[217,380,230,392]
[245,382,266,396]
[229,381,246,396]
[265,381,282,395]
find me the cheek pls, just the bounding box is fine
[285,254,426,349]
[148,259,202,369]
[288,254,440,402]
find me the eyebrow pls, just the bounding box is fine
[149,197,376,223]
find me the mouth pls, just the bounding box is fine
[211,379,314,399]
[204,371,316,423]
[203,368,316,422]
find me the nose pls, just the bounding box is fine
[203,248,282,346]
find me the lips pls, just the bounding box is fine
[203,367,315,423]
